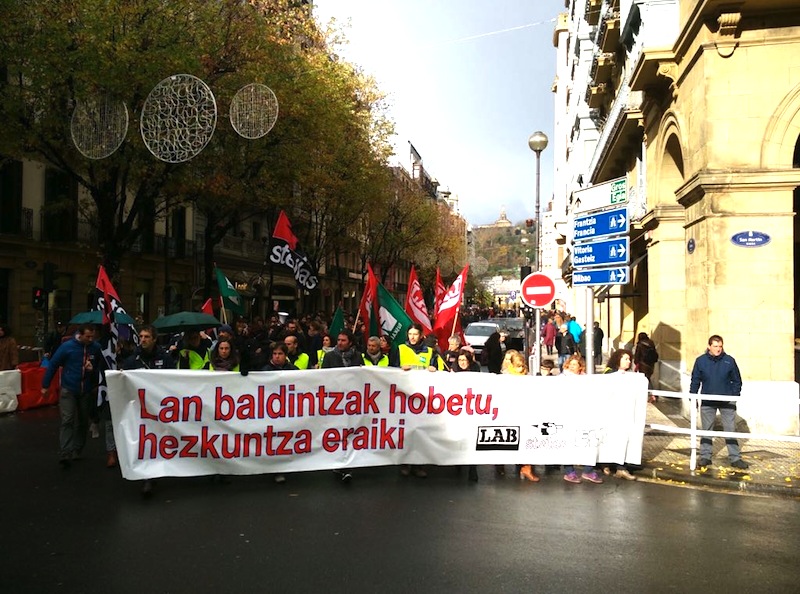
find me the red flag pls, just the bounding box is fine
[95,266,120,325]
[433,264,469,352]
[357,263,379,336]
[405,266,432,334]
[273,210,299,250]
[434,268,446,314]
[201,298,214,316]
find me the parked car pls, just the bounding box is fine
[498,317,525,352]
[463,321,501,358]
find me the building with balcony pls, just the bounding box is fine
[550,0,800,383]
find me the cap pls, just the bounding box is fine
[219,324,233,334]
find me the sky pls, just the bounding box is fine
[312,0,559,228]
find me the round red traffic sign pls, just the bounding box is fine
[520,272,555,308]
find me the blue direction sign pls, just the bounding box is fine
[572,237,629,268]
[573,207,628,242]
[572,266,630,286]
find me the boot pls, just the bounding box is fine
[519,464,540,482]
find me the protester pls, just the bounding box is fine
[560,354,603,484]
[284,334,309,369]
[482,330,506,374]
[261,342,298,372]
[316,334,334,368]
[556,324,577,370]
[173,330,211,370]
[601,349,637,480]
[442,335,462,371]
[209,339,240,372]
[321,329,363,483]
[362,336,390,366]
[122,325,176,496]
[41,324,103,469]
[452,349,481,482]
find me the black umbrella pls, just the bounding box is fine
[68,310,136,325]
[151,312,221,333]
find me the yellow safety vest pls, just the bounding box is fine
[397,344,442,370]
[363,353,389,366]
[177,348,210,370]
[290,352,309,370]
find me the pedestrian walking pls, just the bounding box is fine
[41,324,103,468]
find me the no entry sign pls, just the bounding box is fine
[520,272,555,308]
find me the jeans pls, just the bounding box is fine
[563,465,594,475]
[700,405,741,462]
[59,388,90,459]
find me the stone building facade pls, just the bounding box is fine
[550,0,800,384]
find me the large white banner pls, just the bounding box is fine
[107,368,648,480]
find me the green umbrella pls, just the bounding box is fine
[152,311,221,333]
[68,310,136,325]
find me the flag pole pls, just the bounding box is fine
[450,307,460,337]
[219,296,228,324]
[352,309,361,333]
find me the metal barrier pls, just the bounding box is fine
[647,389,800,471]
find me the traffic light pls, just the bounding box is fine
[32,287,45,310]
[43,262,58,292]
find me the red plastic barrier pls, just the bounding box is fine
[16,362,59,410]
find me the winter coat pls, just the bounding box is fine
[689,349,742,409]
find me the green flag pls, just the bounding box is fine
[376,283,413,345]
[329,306,345,338]
[215,268,244,315]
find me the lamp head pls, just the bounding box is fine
[528,131,548,154]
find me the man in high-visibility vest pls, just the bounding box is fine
[391,323,442,478]
[362,336,390,366]
[284,334,309,370]
[393,323,443,371]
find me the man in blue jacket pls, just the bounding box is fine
[42,324,103,468]
[689,335,748,469]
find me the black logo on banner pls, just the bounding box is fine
[476,426,520,451]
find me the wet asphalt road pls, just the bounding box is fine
[2,406,800,594]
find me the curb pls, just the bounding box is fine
[640,464,800,499]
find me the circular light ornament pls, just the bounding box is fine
[140,74,217,163]
[229,83,279,140]
[70,96,129,160]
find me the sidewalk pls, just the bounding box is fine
[639,399,800,498]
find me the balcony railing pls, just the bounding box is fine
[590,52,615,85]
[599,11,621,53]
[586,0,602,26]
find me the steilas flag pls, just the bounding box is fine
[433,264,469,352]
[404,266,432,334]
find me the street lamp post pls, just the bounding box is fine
[528,131,548,374]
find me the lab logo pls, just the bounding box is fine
[533,422,562,436]
[476,426,520,451]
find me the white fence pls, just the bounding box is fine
[647,388,800,471]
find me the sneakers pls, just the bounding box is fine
[106,450,118,468]
[563,471,580,483]
[697,458,712,467]
[274,474,286,484]
[614,468,636,481]
[602,466,612,476]
[730,459,749,469]
[581,471,603,484]
[333,469,353,483]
